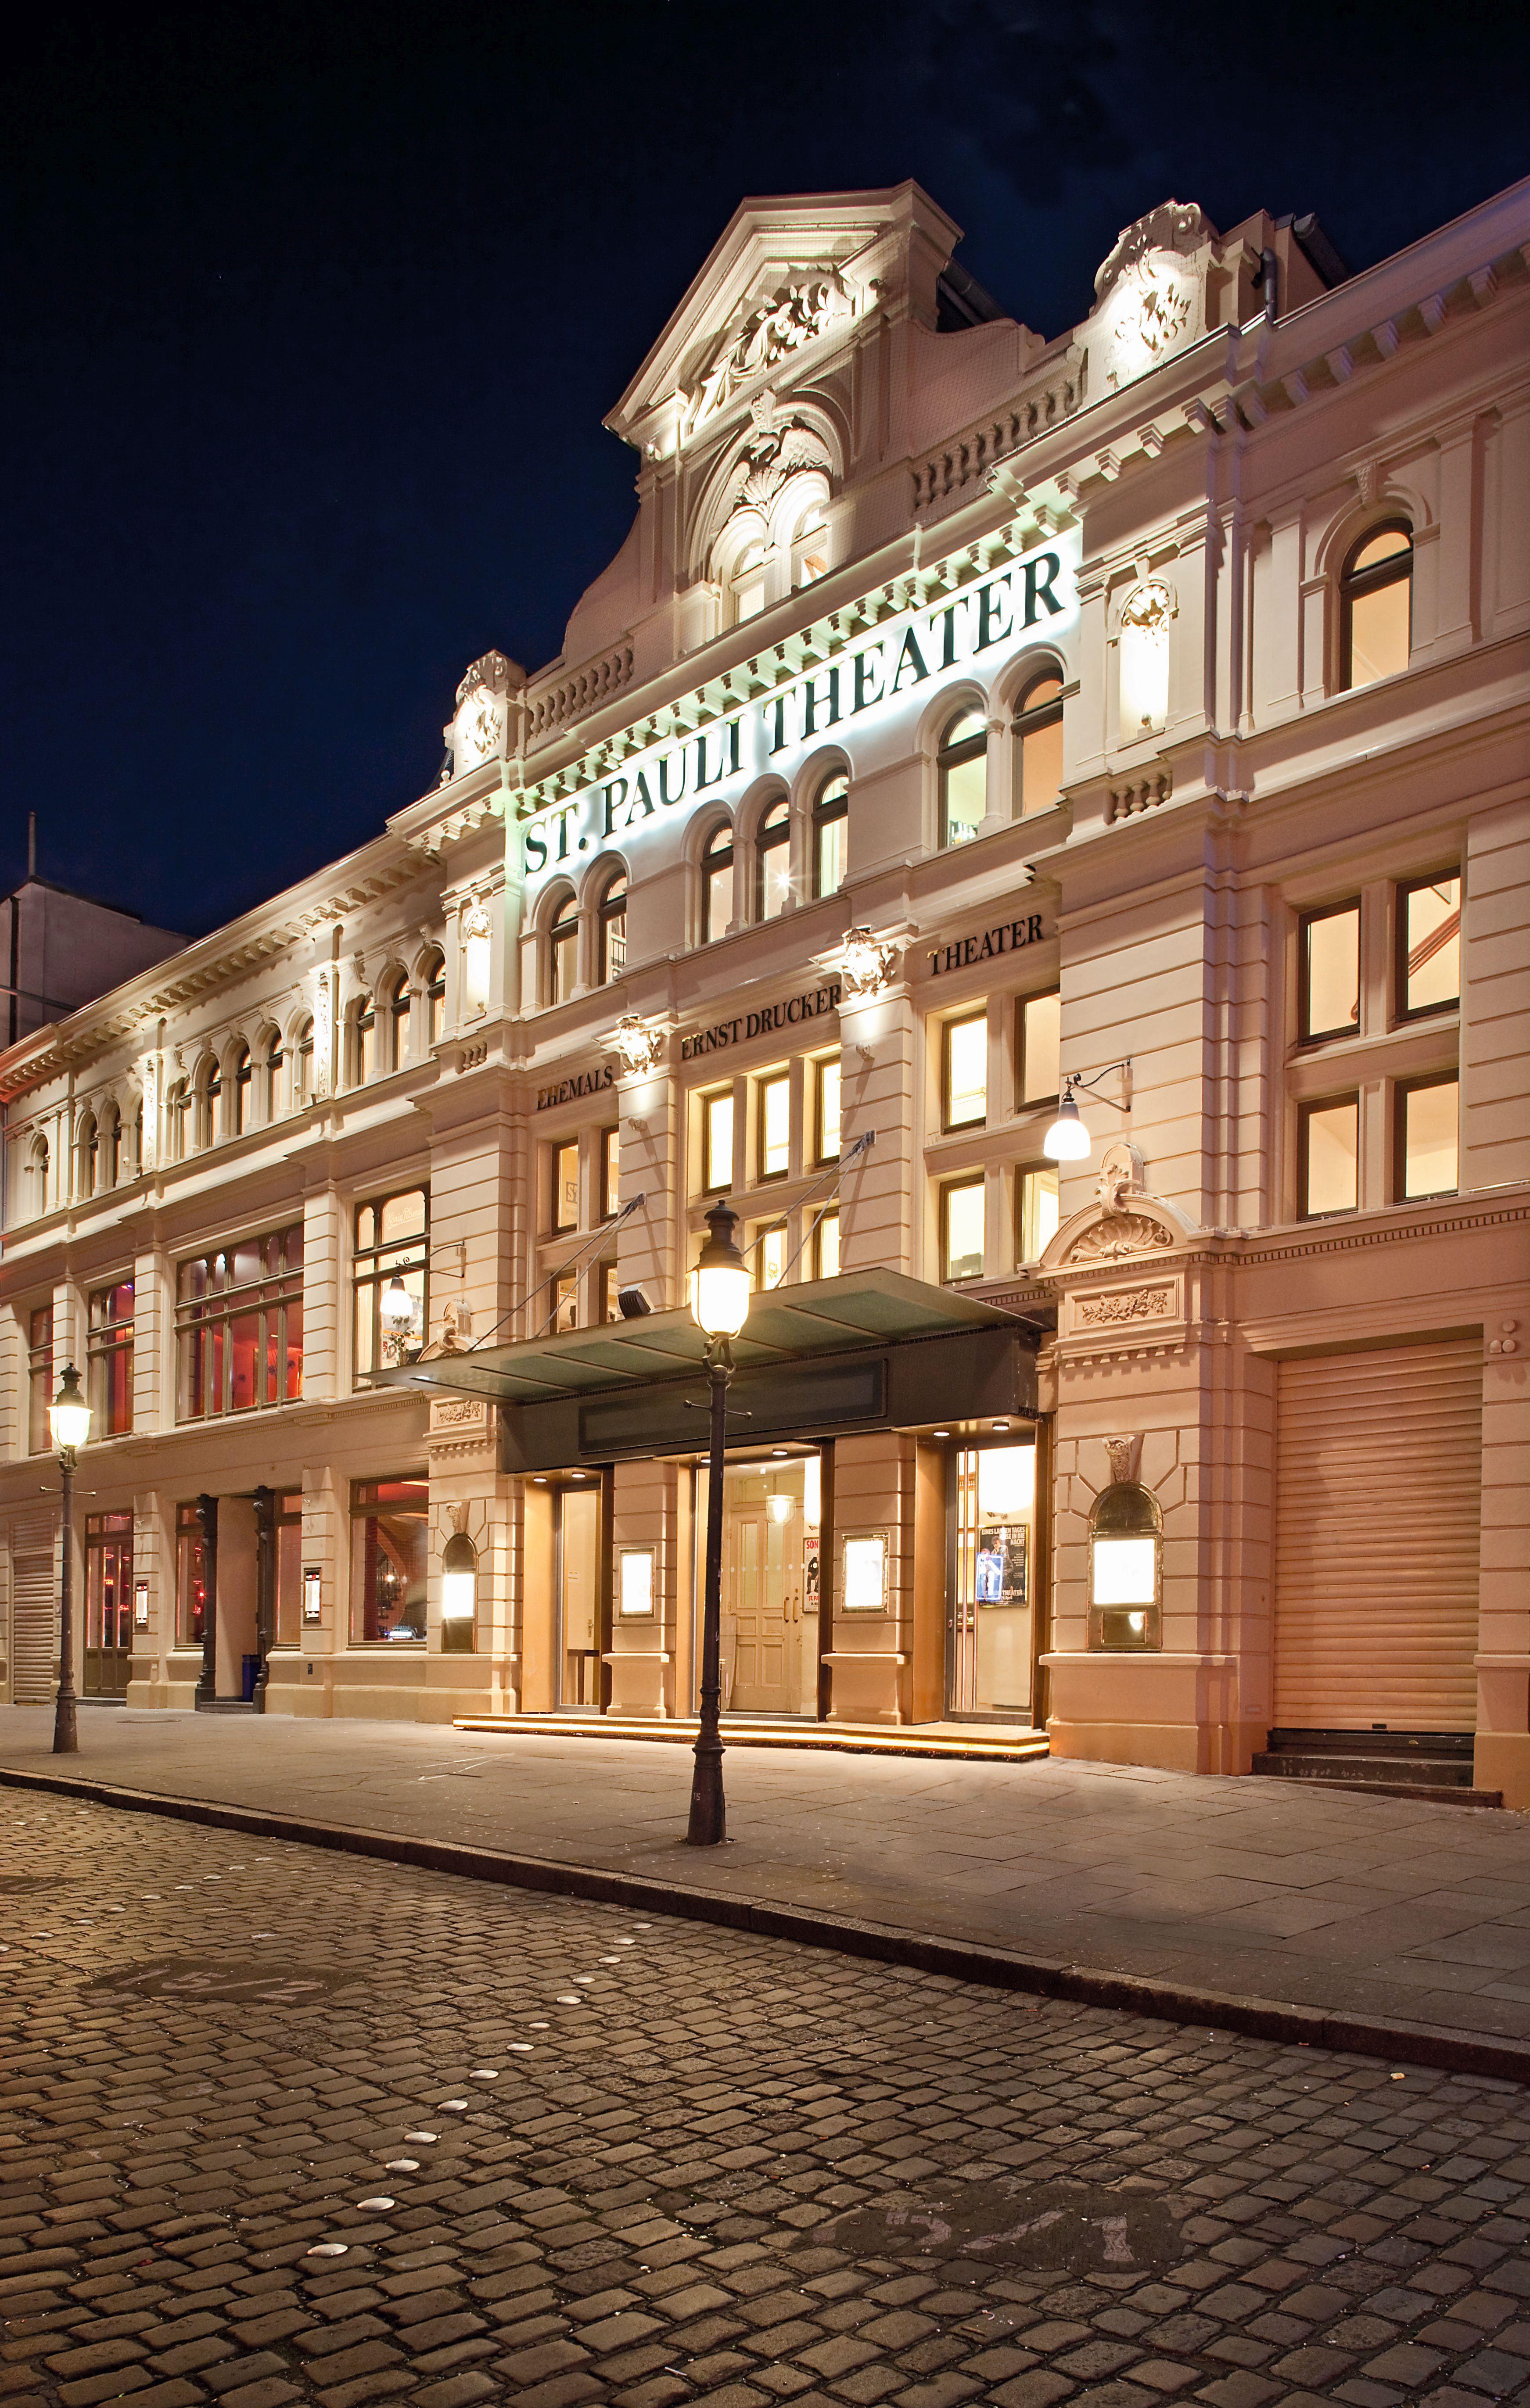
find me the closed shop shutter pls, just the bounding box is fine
[1274,1338,1482,1731]
[10,1517,57,1704]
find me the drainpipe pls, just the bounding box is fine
[1260,247,1279,326]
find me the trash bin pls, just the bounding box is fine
[241,1652,261,1701]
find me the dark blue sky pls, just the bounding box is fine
[7,0,1526,936]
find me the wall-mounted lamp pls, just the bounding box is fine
[133,1578,150,1630]
[608,1014,668,1076]
[381,1239,470,1362]
[837,928,901,1000]
[1043,1060,1132,1162]
[302,1566,323,1624]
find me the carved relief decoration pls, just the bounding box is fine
[1067,1215,1176,1266]
[1104,1434,1142,1484]
[1077,1285,1175,1325]
[722,392,835,523]
[687,275,854,427]
[1093,204,1207,394]
[449,649,516,774]
[311,969,333,1100]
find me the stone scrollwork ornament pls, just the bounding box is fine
[688,273,854,426]
[448,649,516,777]
[724,391,835,521]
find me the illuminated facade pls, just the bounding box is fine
[2,178,1527,1796]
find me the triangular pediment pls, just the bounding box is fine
[608,181,963,454]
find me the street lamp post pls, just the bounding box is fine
[686,1199,751,1848]
[48,1363,92,1757]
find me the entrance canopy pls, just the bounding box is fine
[373,1269,1042,1469]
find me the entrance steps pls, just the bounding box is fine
[1252,1727,1501,1807]
[453,1713,1049,1765]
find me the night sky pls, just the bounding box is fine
[7,1,1526,938]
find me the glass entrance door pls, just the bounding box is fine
[705,1455,821,1717]
[83,1512,133,1698]
[556,1484,602,1707]
[948,1442,1035,1720]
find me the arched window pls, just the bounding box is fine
[1014,670,1065,818]
[79,1112,98,1198]
[131,1103,143,1175]
[230,1043,251,1136]
[755,796,791,921]
[102,1107,121,1189]
[730,540,768,626]
[384,971,410,1070]
[1119,583,1171,741]
[293,1018,314,1109]
[547,891,578,1005]
[201,1060,220,1150]
[351,995,375,1087]
[264,1029,284,1118]
[598,871,627,985]
[166,1080,190,1161]
[811,774,848,899]
[1340,521,1412,692]
[701,822,734,943]
[32,1136,49,1216]
[791,505,829,589]
[1088,1483,1162,1652]
[422,950,445,1047]
[938,709,988,848]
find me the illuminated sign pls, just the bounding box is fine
[520,531,1080,887]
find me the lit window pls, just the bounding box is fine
[1018,1166,1060,1262]
[353,1187,429,1376]
[1341,523,1411,692]
[552,1271,578,1333]
[386,974,410,1069]
[548,893,578,1005]
[1299,1096,1359,1218]
[201,1061,220,1149]
[176,1501,210,1646]
[815,1057,841,1164]
[754,1222,788,1290]
[703,1091,734,1193]
[792,505,829,588]
[350,1478,428,1644]
[702,822,734,942]
[1119,583,1171,740]
[814,1208,840,1280]
[176,1226,304,1421]
[938,709,987,848]
[731,540,768,624]
[231,1044,251,1135]
[943,1014,987,1130]
[1019,992,1060,1105]
[294,1018,314,1107]
[423,951,446,1046]
[600,1126,620,1221]
[600,1261,621,1323]
[812,774,848,897]
[103,1110,121,1187]
[1397,1076,1458,1200]
[264,1030,284,1117]
[1300,902,1361,1043]
[756,798,791,921]
[552,1141,579,1233]
[87,1280,135,1435]
[1014,671,1064,817]
[352,996,375,1087]
[758,1073,790,1179]
[942,1178,985,1282]
[1089,1483,1161,1651]
[1397,874,1460,1020]
[599,871,627,985]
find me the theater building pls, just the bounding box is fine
[2,176,1527,1797]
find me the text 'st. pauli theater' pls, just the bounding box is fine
[3,179,1527,1799]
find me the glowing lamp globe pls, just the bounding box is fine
[49,1363,92,1454]
[1043,1087,1091,1162]
[689,1199,751,1339]
[381,1275,417,1335]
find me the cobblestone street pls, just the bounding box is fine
[4,1795,1530,2408]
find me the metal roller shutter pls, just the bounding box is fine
[1274,1338,1482,1731]
[9,1516,57,1704]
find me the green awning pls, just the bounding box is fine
[372,1268,1031,1409]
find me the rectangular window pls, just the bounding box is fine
[815,810,846,898]
[552,1140,579,1233]
[1299,1095,1359,1218]
[353,1186,428,1376]
[274,1491,303,1645]
[814,1208,840,1280]
[815,1057,841,1164]
[85,1511,133,1662]
[86,1280,134,1436]
[1397,874,1461,1020]
[349,1477,428,1643]
[753,1222,788,1290]
[1397,1075,1459,1200]
[1019,991,1061,1106]
[600,1127,620,1221]
[27,1304,53,1455]
[942,1176,985,1281]
[1018,1166,1060,1262]
[176,1225,304,1421]
[1300,902,1361,1043]
[703,1091,733,1193]
[600,1262,621,1323]
[758,1073,790,1179]
[176,1501,208,1646]
[552,1269,578,1333]
[943,1014,987,1130]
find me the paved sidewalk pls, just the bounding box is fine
[9,1789,1530,2408]
[7,1710,1530,2057]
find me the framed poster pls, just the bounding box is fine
[975,1521,1028,1609]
